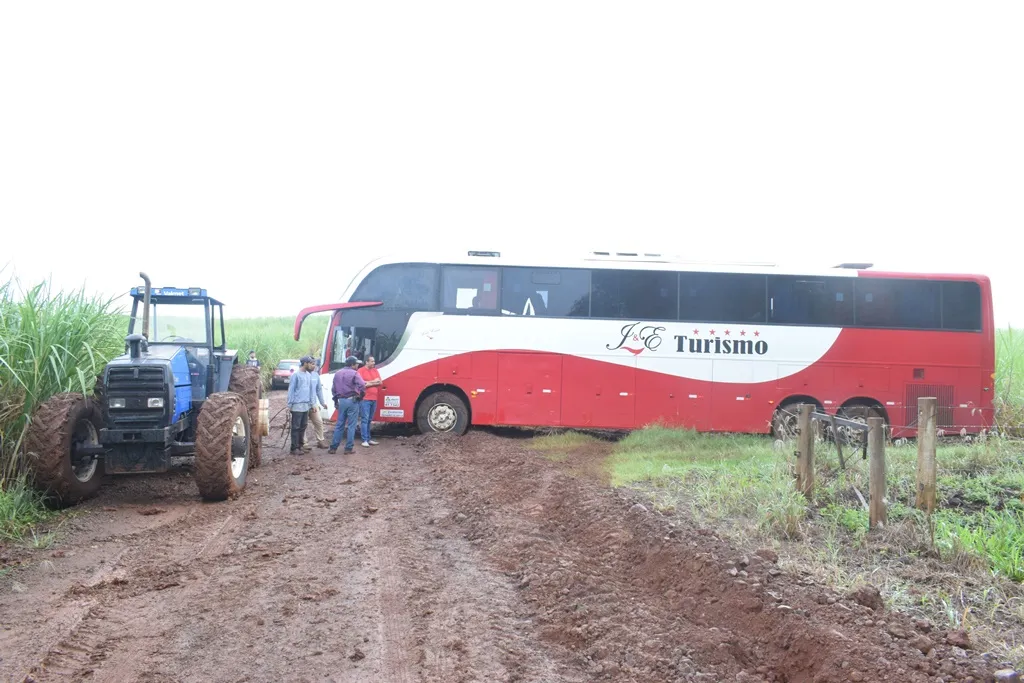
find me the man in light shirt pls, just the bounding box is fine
[286,356,319,455]
[306,357,329,449]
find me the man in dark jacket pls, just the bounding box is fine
[328,356,366,454]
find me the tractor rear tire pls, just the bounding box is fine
[194,393,250,501]
[23,393,105,507]
[228,365,264,469]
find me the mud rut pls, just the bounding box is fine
[0,394,1002,683]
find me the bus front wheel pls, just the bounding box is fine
[416,391,469,435]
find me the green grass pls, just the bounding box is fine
[0,277,124,481]
[224,315,329,390]
[0,474,55,543]
[608,427,810,538]
[1,275,122,541]
[601,423,1024,665]
[997,327,1024,430]
[531,431,603,461]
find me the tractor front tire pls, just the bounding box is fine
[228,365,264,468]
[23,393,105,507]
[194,393,251,501]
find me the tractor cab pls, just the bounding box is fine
[122,283,237,406]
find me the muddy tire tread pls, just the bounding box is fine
[228,365,262,469]
[194,393,249,501]
[23,392,104,506]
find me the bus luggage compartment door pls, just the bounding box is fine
[497,353,562,426]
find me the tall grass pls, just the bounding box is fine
[996,327,1024,429]
[0,276,124,484]
[225,315,329,389]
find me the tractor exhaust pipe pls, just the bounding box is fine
[139,272,151,340]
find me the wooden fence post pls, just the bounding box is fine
[797,404,815,500]
[868,416,886,529]
[916,397,937,513]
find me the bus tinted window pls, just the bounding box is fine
[679,273,766,324]
[942,281,982,331]
[591,270,677,320]
[769,276,854,327]
[442,266,499,311]
[855,278,941,329]
[500,268,590,317]
[351,263,439,310]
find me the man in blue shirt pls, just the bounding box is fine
[286,356,319,455]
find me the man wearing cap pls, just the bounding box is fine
[246,350,260,368]
[328,356,366,455]
[286,356,319,455]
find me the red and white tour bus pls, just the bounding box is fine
[293,250,995,439]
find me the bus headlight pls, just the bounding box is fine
[148,397,165,408]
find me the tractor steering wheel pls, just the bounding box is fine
[161,335,193,342]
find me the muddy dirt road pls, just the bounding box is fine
[0,394,1005,682]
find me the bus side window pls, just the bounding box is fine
[500,267,589,317]
[442,266,499,312]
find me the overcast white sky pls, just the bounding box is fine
[1,2,1021,325]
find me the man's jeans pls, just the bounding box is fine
[330,398,359,451]
[360,399,377,443]
[290,410,308,453]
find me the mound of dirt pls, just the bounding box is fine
[425,431,1001,682]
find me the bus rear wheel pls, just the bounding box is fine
[416,391,469,435]
[836,404,887,445]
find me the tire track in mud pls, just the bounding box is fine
[7,425,589,682]
[424,431,1003,683]
[358,454,585,683]
[26,507,261,682]
[374,543,415,683]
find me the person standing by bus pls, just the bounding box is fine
[306,357,329,449]
[328,356,366,454]
[286,355,319,455]
[357,355,382,447]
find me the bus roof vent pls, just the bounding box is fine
[586,251,775,267]
[588,251,666,260]
[834,262,873,269]
[468,250,500,257]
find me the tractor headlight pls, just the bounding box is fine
[109,398,126,409]
[148,397,165,408]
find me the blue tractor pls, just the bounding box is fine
[24,273,268,506]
